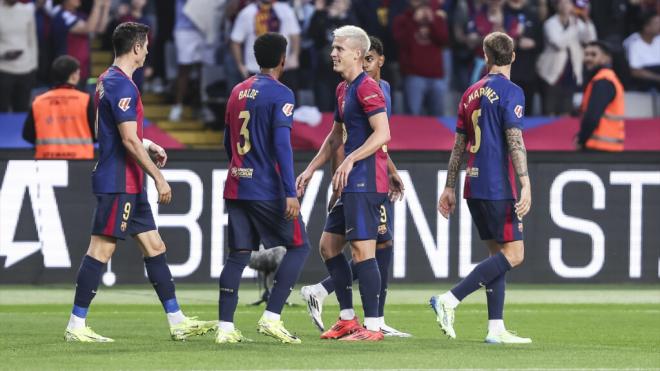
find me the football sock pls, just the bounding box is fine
[319,259,358,294]
[266,243,310,315]
[324,254,353,312]
[219,321,235,332]
[144,253,179,314]
[71,255,104,325]
[218,251,250,322]
[263,310,280,321]
[486,271,506,320]
[488,319,506,335]
[450,252,511,301]
[439,291,460,308]
[67,313,86,330]
[354,258,381,320]
[364,317,380,332]
[340,308,356,320]
[166,310,186,326]
[376,245,393,317]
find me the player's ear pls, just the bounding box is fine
[511,51,516,64]
[379,55,384,68]
[279,54,285,68]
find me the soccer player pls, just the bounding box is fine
[64,22,215,343]
[300,36,410,337]
[216,32,310,344]
[296,26,391,342]
[430,31,532,344]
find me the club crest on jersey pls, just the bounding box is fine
[118,98,131,112]
[514,105,523,119]
[282,103,294,117]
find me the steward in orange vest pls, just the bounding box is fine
[23,55,95,159]
[577,41,625,152]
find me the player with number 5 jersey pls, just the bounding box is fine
[431,32,533,345]
[218,32,310,345]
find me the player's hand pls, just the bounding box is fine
[148,142,168,168]
[437,187,456,219]
[327,190,340,213]
[155,178,172,205]
[284,197,300,221]
[515,185,531,219]
[388,171,405,202]
[296,169,313,197]
[332,157,354,193]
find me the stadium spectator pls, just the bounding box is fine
[627,13,660,92]
[307,0,357,112]
[449,0,481,93]
[169,0,208,122]
[466,0,521,84]
[51,0,111,86]
[352,0,408,87]
[576,41,624,152]
[22,55,95,159]
[393,0,449,116]
[0,0,38,112]
[536,0,596,116]
[589,0,630,45]
[506,0,543,114]
[230,0,302,91]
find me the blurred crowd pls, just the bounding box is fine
[0,0,659,119]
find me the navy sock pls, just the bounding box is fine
[324,254,353,310]
[354,258,381,318]
[486,272,506,320]
[320,259,358,294]
[320,276,335,294]
[218,251,250,322]
[72,255,105,317]
[451,252,511,301]
[266,244,310,314]
[376,245,393,317]
[144,253,179,313]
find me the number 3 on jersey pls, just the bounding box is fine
[469,109,482,153]
[237,110,251,155]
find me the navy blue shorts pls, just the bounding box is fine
[466,199,523,243]
[226,199,309,251]
[324,192,389,241]
[91,190,156,240]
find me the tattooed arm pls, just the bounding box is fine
[438,133,467,218]
[505,127,531,218]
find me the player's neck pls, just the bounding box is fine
[488,65,511,79]
[342,65,363,84]
[112,58,138,80]
[259,68,281,81]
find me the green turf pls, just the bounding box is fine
[1,286,659,370]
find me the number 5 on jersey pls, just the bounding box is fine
[470,109,482,153]
[237,110,251,155]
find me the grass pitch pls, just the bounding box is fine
[1,284,659,370]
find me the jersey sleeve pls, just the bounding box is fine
[501,86,525,130]
[455,93,467,134]
[272,88,295,129]
[357,78,386,117]
[333,82,343,123]
[105,80,139,125]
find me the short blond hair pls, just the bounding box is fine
[483,32,514,66]
[333,25,370,56]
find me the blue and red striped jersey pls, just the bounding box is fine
[224,74,296,200]
[380,79,392,119]
[457,73,525,200]
[92,66,144,194]
[334,72,389,194]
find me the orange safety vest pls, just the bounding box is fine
[32,86,94,159]
[580,68,625,152]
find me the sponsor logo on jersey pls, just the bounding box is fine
[118,98,131,112]
[378,224,388,235]
[467,167,479,177]
[282,103,294,117]
[514,105,524,119]
[230,166,254,178]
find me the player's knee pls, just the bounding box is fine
[505,248,524,267]
[151,241,167,256]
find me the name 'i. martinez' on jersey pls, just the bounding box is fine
[457,73,525,200]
